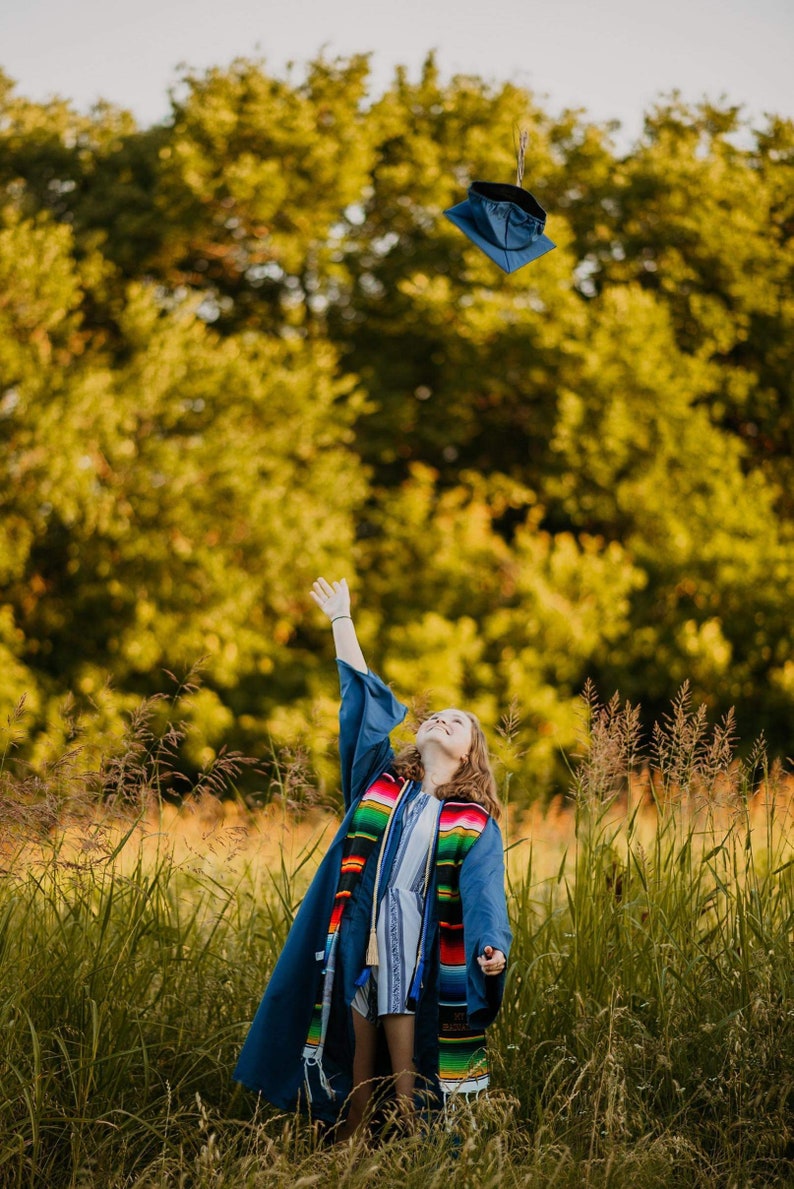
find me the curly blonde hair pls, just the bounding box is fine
[392,712,501,821]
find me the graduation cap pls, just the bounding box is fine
[444,131,556,273]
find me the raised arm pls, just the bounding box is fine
[310,576,407,809]
[310,577,366,674]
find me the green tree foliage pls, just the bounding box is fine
[0,194,367,767]
[0,59,792,797]
[354,465,643,786]
[580,100,794,507]
[325,56,589,481]
[548,282,794,735]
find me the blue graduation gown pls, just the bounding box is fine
[233,662,512,1122]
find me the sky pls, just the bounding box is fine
[0,0,792,145]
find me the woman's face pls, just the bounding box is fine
[415,709,473,764]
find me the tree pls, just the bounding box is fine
[353,465,643,792]
[0,202,367,762]
[576,99,794,511]
[547,283,794,735]
[1,60,793,793]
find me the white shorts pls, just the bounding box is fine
[351,966,416,1022]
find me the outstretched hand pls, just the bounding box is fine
[477,945,506,977]
[310,577,351,622]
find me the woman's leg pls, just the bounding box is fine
[382,1013,416,1118]
[338,1008,378,1138]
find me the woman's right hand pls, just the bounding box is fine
[310,577,352,623]
[311,577,367,672]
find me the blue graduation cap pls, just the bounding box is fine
[444,130,555,273]
[444,181,556,273]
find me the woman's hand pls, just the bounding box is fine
[477,945,506,977]
[310,577,367,673]
[310,577,351,622]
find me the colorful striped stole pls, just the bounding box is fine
[302,778,491,1104]
[435,801,490,1097]
[302,772,408,1099]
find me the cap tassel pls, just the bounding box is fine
[363,779,409,972]
[515,128,528,189]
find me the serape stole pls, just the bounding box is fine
[435,800,490,1096]
[302,778,491,1102]
[302,771,408,1096]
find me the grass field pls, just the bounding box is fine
[1,690,793,1188]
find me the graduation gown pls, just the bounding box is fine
[233,662,512,1122]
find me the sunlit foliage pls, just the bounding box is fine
[0,58,793,797]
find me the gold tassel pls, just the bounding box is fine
[363,778,409,973]
[515,127,528,188]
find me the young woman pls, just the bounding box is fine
[234,577,511,1134]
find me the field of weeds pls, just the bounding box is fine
[0,688,793,1188]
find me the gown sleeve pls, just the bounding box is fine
[337,660,408,811]
[460,816,513,1028]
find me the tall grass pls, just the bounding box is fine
[0,687,792,1187]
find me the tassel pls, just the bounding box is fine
[318,1062,336,1101]
[515,127,528,188]
[362,778,407,975]
[406,956,424,1012]
[302,1054,337,1103]
[354,966,371,988]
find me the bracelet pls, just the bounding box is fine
[331,615,353,624]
